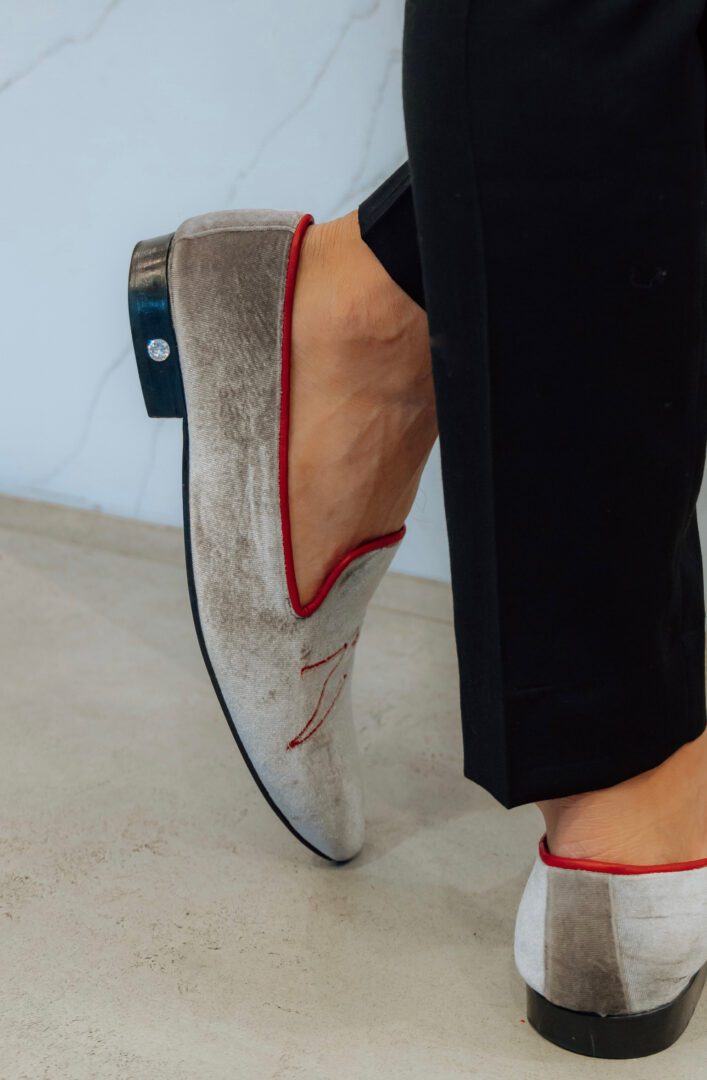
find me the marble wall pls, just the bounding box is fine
[1,0,451,581]
[5,2,707,590]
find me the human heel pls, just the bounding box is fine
[515,836,707,1059]
[128,232,185,418]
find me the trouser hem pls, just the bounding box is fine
[463,626,706,808]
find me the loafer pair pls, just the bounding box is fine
[129,210,404,863]
[130,208,707,1060]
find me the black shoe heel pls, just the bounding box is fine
[525,961,707,1059]
[128,232,185,418]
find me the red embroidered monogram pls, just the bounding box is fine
[299,628,360,677]
[300,642,348,676]
[288,631,360,749]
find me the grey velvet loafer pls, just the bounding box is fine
[515,835,707,1058]
[128,210,405,862]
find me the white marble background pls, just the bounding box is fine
[0,0,451,581]
[4,2,707,589]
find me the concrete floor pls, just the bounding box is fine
[1,495,705,1079]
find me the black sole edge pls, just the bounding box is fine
[128,234,344,865]
[526,961,707,1059]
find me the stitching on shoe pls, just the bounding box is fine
[300,627,360,676]
[288,630,360,748]
[301,642,348,675]
[288,674,348,749]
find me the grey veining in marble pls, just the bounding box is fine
[0,0,450,582]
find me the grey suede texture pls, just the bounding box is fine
[167,210,401,861]
[514,853,707,1016]
[513,856,547,1001]
[544,869,629,1015]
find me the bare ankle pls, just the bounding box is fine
[537,732,707,864]
[297,212,432,403]
[288,209,437,605]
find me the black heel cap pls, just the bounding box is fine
[128,233,185,418]
[525,962,707,1059]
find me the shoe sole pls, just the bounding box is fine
[128,232,342,864]
[525,960,707,1058]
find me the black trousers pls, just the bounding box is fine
[359,0,707,808]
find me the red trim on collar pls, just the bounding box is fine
[278,214,406,620]
[539,834,707,875]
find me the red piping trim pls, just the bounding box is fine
[539,834,707,875]
[278,214,406,620]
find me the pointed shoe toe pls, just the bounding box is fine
[128,210,404,862]
[514,835,707,1058]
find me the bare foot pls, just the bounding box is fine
[538,729,707,865]
[289,210,437,604]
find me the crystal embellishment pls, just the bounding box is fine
[147,338,170,362]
